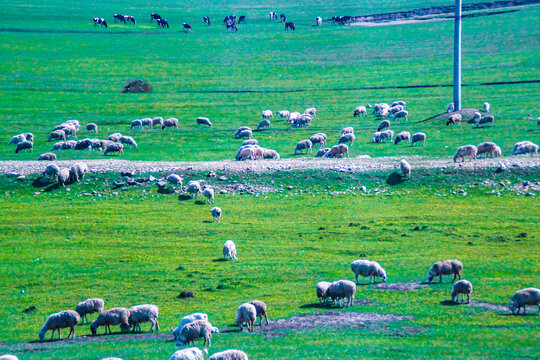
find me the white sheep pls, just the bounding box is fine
[477,142,500,158]
[128,304,159,332]
[242,139,258,146]
[411,132,426,146]
[391,101,406,107]
[249,300,269,326]
[315,16,322,26]
[141,118,153,128]
[61,140,77,150]
[372,132,382,143]
[173,313,210,342]
[162,118,179,130]
[167,174,183,187]
[152,117,164,127]
[509,287,540,315]
[236,129,253,139]
[341,127,354,136]
[379,130,394,142]
[176,320,215,347]
[446,114,462,126]
[315,148,330,158]
[51,141,64,151]
[54,124,77,139]
[353,106,367,117]
[74,138,93,151]
[476,115,494,128]
[389,105,404,115]
[186,180,203,197]
[427,259,463,283]
[210,207,222,223]
[131,119,143,130]
[56,168,71,187]
[169,348,208,360]
[351,259,387,284]
[304,107,316,118]
[472,112,482,122]
[236,146,255,161]
[108,133,122,142]
[294,140,312,155]
[512,141,539,155]
[392,110,408,121]
[37,152,57,161]
[261,110,273,118]
[287,112,301,124]
[8,134,26,146]
[15,141,33,154]
[202,186,215,204]
[0,355,19,360]
[65,120,80,131]
[326,280,356,307]
[316,281,331,303]
[483,102,490,112]
[394,131,410,145]
[454,145,477,162]
[451,280,473,303]
[104,142,124,156]
[338,133,355,146]
[262,148,280,160]
[69,163,88,182]
[86,123,98,134]
[197,117,212,127]
[75,298,104,324]
[120,136,137,148]
[400,159,411,178]
[38,310,80,342]
[322,144,348,158]
[208,350,249,360]
[235,303,256,332]
[223,240,237,260]
[90,307,130,335]
[257,119,270,130]
[43,164,60,179]
[446,103,455,113]
[377,120,390,132]
[277,110,290,118]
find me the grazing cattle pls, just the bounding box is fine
[113,14,125,23]
[150,13,161,22]
[316,17,322,26]
[157,18,169,28]
[280,14,286,22]
[223,15,236,25]
[285,22,295,31]
[204,16,210,25]
[183,23,192,32]
[333,16,352,25]
[124,15,136,24]
[269,12,277,20]
[93,18,108,28]
[238,15,246,23]
[226,23,238,32]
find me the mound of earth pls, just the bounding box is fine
[373,281,428,291]
[120,80,153,93]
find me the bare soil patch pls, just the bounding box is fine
[373,281,428,292]
[440,300,510,313]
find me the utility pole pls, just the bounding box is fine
[454,0,462,111]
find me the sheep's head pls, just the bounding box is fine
[508,299,519,314]
[38,327,46,342]
[381,270,387,282]
[427,268,437,282]
[211,326,220,333]
[90,321,98,335]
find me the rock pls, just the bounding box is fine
[111,192,119,196]
[147,175,157,182]
[121,170,135,177]
[495,163,507,173]
[219,190,228,194]
[525,192,535,197]
[16,175,26,181]
[413,226,420,231]
[157,180,167,188]
[498,182,505,187]
[113,181,124,189]
[7,172,20,178]
[178,291,194,299]
[523,180,530,187]
[218,176,228,181]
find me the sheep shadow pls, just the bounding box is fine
[220,328,242,333]
[440,300,464,306]
[211,258,228,263]
[194,200,206,205]
[386,172,406,186]
[177,194,192,201]
[202,220,213,223]
[32,177,53,188]
[157,187,176,195]
[300,302,334,309]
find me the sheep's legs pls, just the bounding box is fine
[452,274,457,282]
[265,315,269,325]
[439,276,443,283]
[466,294,470,303]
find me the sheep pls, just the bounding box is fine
[262,148,280,160]
[261,110,273,119]
[392,110,408,121]
[287,112,301,124]
[108,133,122,142]
[509,287,540,315]
[451,280,473,303]
[208,350,249,360]
[175,319,215,347]
[411,132,426,146]
[234,127,252,138]
[236,303,256,332]
[65,120,80,131]
[315,148,330,158]
[131,120,143,130]
[394,131,410,145]
[326,280,356,307]
[446,113,462,126]
[316,281,331,303]
[169,348,208,360]
[140,118,153,128]
[152,117,164,127]
[391,101,406,107]
[128,304,159,332]
[54,124,78,139]
[315,16,323,26]
[476,115,494,128]
[277,110,290,118]
[48,130,66,142]
[120,136,137,148]
[400,159,411,178]
[304,107,316,118]
[75,298,104,324]
[236,146,255,161]
[173,313,209,341]
[249,300,269,326]
[353,106,367,117]
[15,141,33,154]
[43,164,60,179]
[310,133,328,147]
[202,186,215,204]
[477,142,500,158]
[38,310,80,342]
[322,144,348,158]
[379,130,394,142]
[291,114,312,128]
[472,112,482,122]
[51,141,65,151]
[104,143,124,156]
[84,123,98,135]
[167,174,183,187]
[61,140,77,150]
[69,163,89,182]
[74,138,93,150]
[242,139,258,146]
[91,139,113,151]
[210,207,222,223]
[372,132,382,143]
[162,118,179,130]
[236,129,253,139]
[377,120,390,132]
[197,117,212,127]
[427,259,463,283]
[56,168,70,187]
[223,240,237,260]
[351,259,387,284]
[38,152,57,161]
[454,145,477,162]
[257,119,270,130]
[512,141,539,155]
[446,103,455,113]
[90,307,130,335]
[8,134,26,145]
[389,105,404,115]
[294,140,312,155]
[186,180,203,197]
[0,355,18,360]
[483,102,490,112]
[338,133,355,146]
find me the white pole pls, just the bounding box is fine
[454,0,462,111]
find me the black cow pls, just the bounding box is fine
[183,22,192,32]
[113,14,125,23]
[238,15,246,24]
[157,18,169,28]
[124,15,136,24]
[150,13,161,22]
[280,14,286,22]
[285,22,295,30]
[204,16,210,25]
[93,18,108,28]
[226,23,238,32]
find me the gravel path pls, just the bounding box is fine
[0,156,539,176]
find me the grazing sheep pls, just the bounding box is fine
[249,300,269,326]
[287,112,301,124]
[74,138,93,150]
[451,280,473,303]
[223,240,237,260]
[173,313,209,342]
[61,140,77,150]
[236,129,253,139]
[65,120,80,131]
[446,113,462,126]
[391,101,406,107]
[394,131,411,145]
[69,163,89,182]
[446,103,455,113]
[167,174,183,187]
[234,127,252,138]
[56,168,71,187]
[389,105,404,115]
[90,139,112,151]
[509,287,540,315]
[315,148,330,158]
[51,141,65,151]
[351,259,387,284]
[236,303,256,332]
[152,117,164,127]
[140,118,153,128]
[23,133,34,142]
[353,106,367,117]
[477,142,500,158]
[372,132,382,143]
[277,110,290,118]
[176,320,215,347]
[48,130,66,142]
[38,310,80,342]
[131,120,143,130]
[210,207,222,223]
[400,159,411,178]
[338,133,355,146]
[483,102,490,112]
[128,304,159,333]
[512,141,539,155]
[90,307,130,335]
[208,350,249,360]
[294,140,312,155]
[262,148,280,160]
[326,280,356,307]
[304,108,316,118]
[75,298,104,324]
[120,136,137,148]
[242,139,258,146]
[292,114,312,128]
[43,164,60,179]
[8,134,26,145]
[162,118,179,130]
[315,16,323,26]
[186,180,203,197]
[202,186,215,204]
[169,348,208,360]
[377,120,390,132]
[197,117,212,127]
[236,146,255,161]
[108,133,122,142]
[322,144,349,158]
[37,152,57,161]
[476,115,494,128]
[257,119,270,130]
[411,132,426,146]
[379,130,394,142]
[472,112,482,122]
[392,110,408,121]
[454,145,477,162]
[15,141,33,154]
[316,281,331,303]
[0,355,18,360]
[427,259,463,283]
[261,110,273,118]
[104,143,124,156]
[54,124,78,139]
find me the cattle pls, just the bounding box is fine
[285,22,295,31]
[93,18,108,28]
[280,14,286,22]
[183,23,192,32]
[269,12,277,20]
[150,13,161,22]
[204,16,210,25]
[238,15,246,23]
[157,18,169,28]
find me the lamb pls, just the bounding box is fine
[446,113,462,126]
[353,106,367,117]
[120,136,137,148]
[43,164,60,179]
[208,350,249,360]
[508,287,540,315]
[446,102,455,113]
[477,142,500,158]
[38,310,80,341]
[261,110,273,118]
[173,313,209,341]
[242,139,258,146]
[427,259,463,283]
[262,148,280,160]
[167,174,183,187]
[83,123,98,134]
[15,141,33,154]
[294,140,312,155]
[236,303,256,331]
[377,120,390,131]
[210,207,222,223]
[454,145,477,162]
[37,152,57,161]
[394,131,410,145]
[186,180,203,197]
[392,110,408,121]
[108,133,122,142]
[128,304,159,332]
[315,148,330,158]
[48,130,66,142]
[104,143,124,156]
[451,280,473,303]
[351,259,387,284]
[316,281,331,303]
[512,141,539,155]
[152,117,164,127]
[197,117,212,127]
[338,133,355,146]
[379,130,394,142]
[175,319,215,347]
[202,186,215,204]
[277,110,290,118]
[223,240,237,260]
[483,102,490,112]
[249,300,269,326]
[90,307,130,335]
[56,168,71,187]
[169,348,208,360]
[75,298,104,323]
[162,118,179,130]
[8,134,26,145]
[326,280,356,307]
[476,115,494,128]
[411,132,426,146]
[257,119,270,130]
[322,144,349,158]
[400,159,411,178]
[131,120,143,130]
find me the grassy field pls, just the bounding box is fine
[0,0,538,161]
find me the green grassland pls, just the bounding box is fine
[0,0,538,161]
